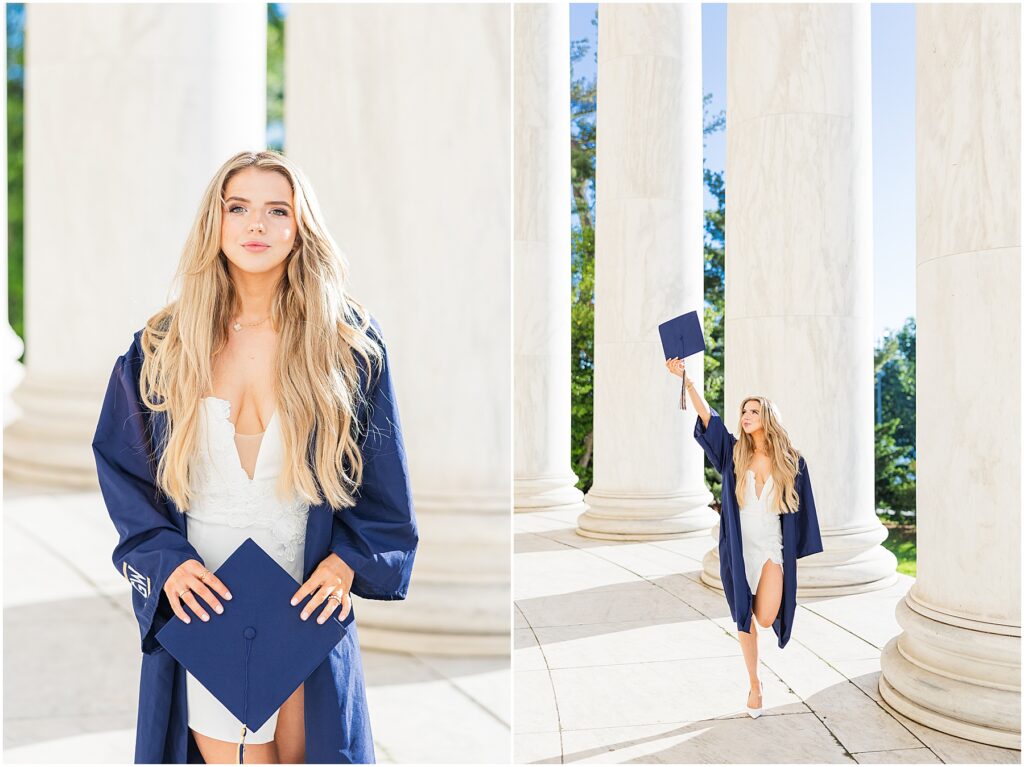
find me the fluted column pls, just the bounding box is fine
[287,5,510,654]
[879,5,1021,748]
[703,4,896,594]
[3,5,266,485]
[577,4,716,540]
[514,4,586,516]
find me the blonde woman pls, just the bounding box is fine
[92,150,418,764]
[666,356,822,718]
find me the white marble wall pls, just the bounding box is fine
[4,5,266,484]
[286,4,511,655]
[578,4,717,540]
[879,4,1021,748]
[514,4,586,516]
[703,3,896,594]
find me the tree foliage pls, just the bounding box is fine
[8,4,25,357]
[874,317,916,514]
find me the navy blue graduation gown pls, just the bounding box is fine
[693,406,823,648]
[92,318,418,764]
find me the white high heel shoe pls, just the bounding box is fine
[747,680,764,718]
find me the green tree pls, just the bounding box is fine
[268,4,285,151]
[570,12,597,491]
[874,317,916,514]
[7,4,25,359]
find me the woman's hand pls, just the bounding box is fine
[666,356,687,379]
[290,552,355,625]
[164,559,232,625]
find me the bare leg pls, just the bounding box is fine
[192,729,280,764]
[274,683,306,764]
[742,559,784,710]
[752,560,783,629]
[736,608,761,709]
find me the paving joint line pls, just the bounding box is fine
[4,512,130,620]
[516,606,567,763]
[407,653,510,730]
[520,522,941,761]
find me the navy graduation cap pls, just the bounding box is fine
[155,538,348,763]
[658,310,706,410]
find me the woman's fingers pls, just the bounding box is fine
[190,581,224,616]
[198,570,232,603]
[300,584,331,621]
[167,587,193,624]
[337,591,352,622]
[180,589,210,622]
[317,589,350,624]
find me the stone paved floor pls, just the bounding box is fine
[514,508,1021,765]
[3,482,510,763]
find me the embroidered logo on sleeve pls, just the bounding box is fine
[122,562,151,599]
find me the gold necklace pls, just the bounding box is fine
[232,315,270,332]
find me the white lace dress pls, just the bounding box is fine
[185,396,310,744]
[738,470,784,595]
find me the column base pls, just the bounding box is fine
[355,581,510,656]
[576,486,717,541]
[356,493,509,656]
[515,471,588,514]
[701,519,899,595]
[4,371,100,488]
[879,589,1020,749]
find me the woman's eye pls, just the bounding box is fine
[271,209,288,216]
[229,205,244,213]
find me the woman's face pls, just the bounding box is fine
[220,168,298,277]
[741,400,764,435]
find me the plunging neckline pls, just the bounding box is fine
[748,469,772,503]
[204,396,277,482]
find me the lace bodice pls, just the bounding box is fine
[188,396,310,563]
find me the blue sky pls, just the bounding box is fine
[571,3,916,345]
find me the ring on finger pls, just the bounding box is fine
[327,592,343,605]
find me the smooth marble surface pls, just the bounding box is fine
[513,3,585,515]
[286,4,511,652]
[514,509,1022,764]
[5,4,266,486]
[879,4,1021,750]
[720,3,893,599]
[579,3,712,539]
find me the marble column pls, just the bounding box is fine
[287,5,510,654]
[703,4,896,594]
[3,5,266,486]
[514,4,586,516]
[577,4,717,540]
[879,5,1021,748]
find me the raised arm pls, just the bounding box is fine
[666,356,735,474]
[665,356,711,427]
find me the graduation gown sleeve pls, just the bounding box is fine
[795,456,824,558]
[693,405,737,475]
[329,316,419,600]
[92,337,204,654]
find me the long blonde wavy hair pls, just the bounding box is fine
[732,396,802,515]
[139,150,384,513]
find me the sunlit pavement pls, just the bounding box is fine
[514,508,1020,764]
[3,483,509,764]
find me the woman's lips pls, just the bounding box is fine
[243,243,270,252]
